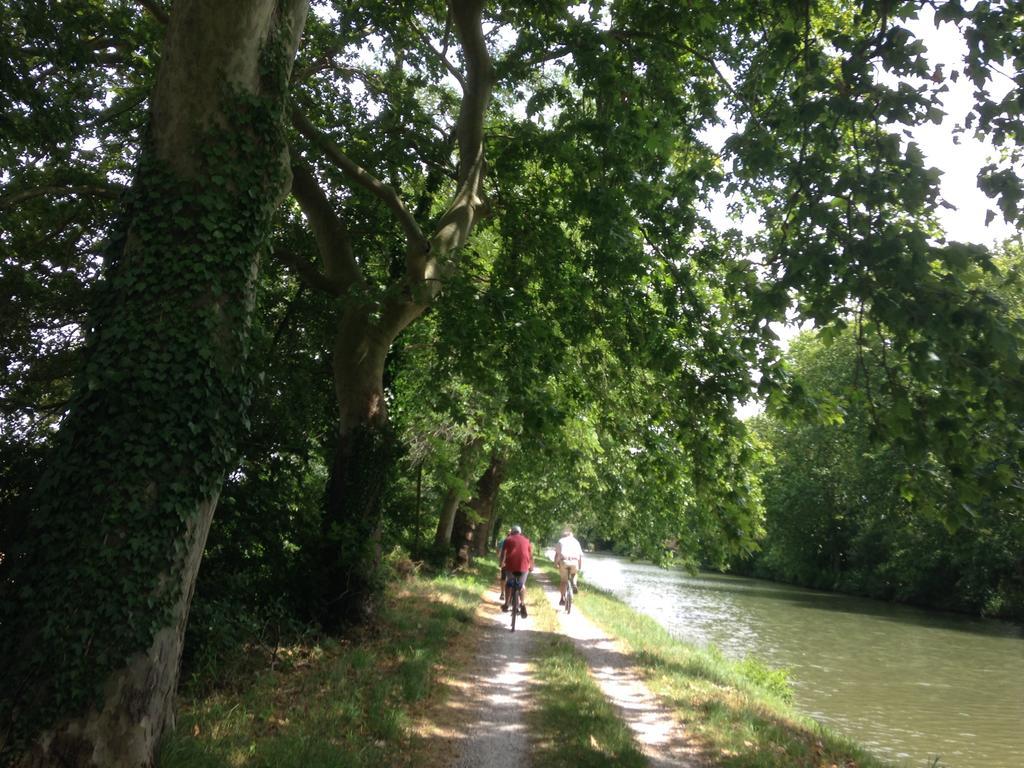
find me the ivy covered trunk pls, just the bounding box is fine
[0,2,307,766]
[315,308,400,630]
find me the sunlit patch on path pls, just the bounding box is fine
[417,578,539,768]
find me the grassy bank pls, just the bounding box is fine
[160,560,492,768]
[558,562,891,768]
[525,572,648,768]
[162,555,893,768]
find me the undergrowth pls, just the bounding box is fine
[160,559,489,768]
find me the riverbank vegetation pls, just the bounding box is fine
[3,1,1024,762]
[573,583,890,768]
[732,244,1024,620]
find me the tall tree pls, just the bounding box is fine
[0,2,308,765]
[279,0,492,626]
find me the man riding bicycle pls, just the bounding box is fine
[554,527,583,606]
[500,525,533,618]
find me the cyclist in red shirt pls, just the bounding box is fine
[499,525,533,618]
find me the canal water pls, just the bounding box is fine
[580,552,1024,768]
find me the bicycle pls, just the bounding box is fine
[564,570,575,614]
[559,561,580,614]
[506,571,527,631]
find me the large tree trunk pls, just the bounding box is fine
[437,487,462,549]
[314,305,400,630]
[449,453,504,564]
[471,454,505,556]
[433,437,483,551]
[450,503,478,569]
[0,3,308,766]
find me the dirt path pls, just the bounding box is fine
[437,577,538,768]
[536,570,704,768]
[435,570,703,768]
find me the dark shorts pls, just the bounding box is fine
[505,571,528,589]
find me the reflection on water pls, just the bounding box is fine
[582,553,1024,768]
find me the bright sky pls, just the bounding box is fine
[905,6,1017,245]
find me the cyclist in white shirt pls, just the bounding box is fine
[554,527,583,606]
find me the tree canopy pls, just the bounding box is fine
[1,1,1022,765]
[741,242,1024,618]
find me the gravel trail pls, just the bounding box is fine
[537,570,705,768]
[439,570,703,768]
[446,578,538,768]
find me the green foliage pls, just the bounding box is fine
[733,657,794,705]
[0,0,157,557]
[743,266,1024,617]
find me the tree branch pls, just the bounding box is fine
[292,57,376,87]
[136,0,169,25]
[440,6,454,59]
[375,0,494,342]
[270,285,305,352]
[418,28,467,89]
[87,91,148,127]
[273,247,344,296]
[288,155,364,294]
[417,0,493,283]
[292,51,340,83]
[378,292,433,346]
[292,108,430,255]
[0,184,124,209]
[496,45,572,78]
[450,0,492,187]
[0,395,72,415]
